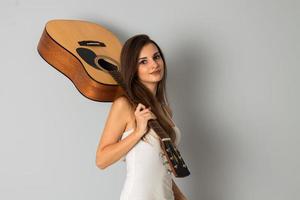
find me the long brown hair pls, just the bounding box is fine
[120,34,176,144]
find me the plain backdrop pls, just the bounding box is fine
[0,0,299,199]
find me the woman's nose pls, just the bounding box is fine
[150,58,159,68]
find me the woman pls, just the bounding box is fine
[96,34,188,200]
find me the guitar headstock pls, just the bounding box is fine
[160,138,190,177]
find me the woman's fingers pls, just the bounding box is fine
[135,103,156,119]
[139,108,151,115]
[144,112,157,119]
[135,103,146,114]
[136,103,146,112]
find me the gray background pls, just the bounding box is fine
[0,0,299,199]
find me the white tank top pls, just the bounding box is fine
[119,125,181,200]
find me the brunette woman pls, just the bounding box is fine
[96,34,188,200]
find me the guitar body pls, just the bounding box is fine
[37,19,125,102]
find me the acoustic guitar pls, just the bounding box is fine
[37,19,124,102]
[37,19,190,177]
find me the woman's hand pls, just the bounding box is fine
[134,103,157,138]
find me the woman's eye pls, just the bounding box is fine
[139,55,160,65]
[140,60,147,65]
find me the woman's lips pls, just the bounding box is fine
[150,69,161,74]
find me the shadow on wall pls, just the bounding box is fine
[170,38,239,200]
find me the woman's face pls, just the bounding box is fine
[137,42,164,87]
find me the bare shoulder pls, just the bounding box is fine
[112,95,134,121]
[96,96,133,152]
[113,95,131,109]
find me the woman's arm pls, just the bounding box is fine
[95,96,141,169]
[172,179,188,200]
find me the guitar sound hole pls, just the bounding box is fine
[97,58,118,72]
[76,47,97,67]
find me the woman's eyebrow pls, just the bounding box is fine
[138,52,160,60]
